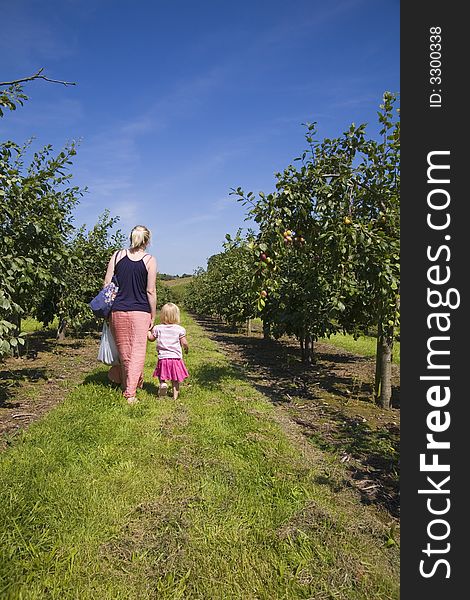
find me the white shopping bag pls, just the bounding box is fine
[98,321,120,365]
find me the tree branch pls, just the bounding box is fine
[0,68,76,87]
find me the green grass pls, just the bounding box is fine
[162,277,192,304]
[0,312,399,599]
[20,317,44,333]
[320,333,400,364]
[161,276,193,288]
[250,318,400,364]
[20,317,59,334]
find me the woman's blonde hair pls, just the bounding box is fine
[160,302,181,325]
[130,225,151,250]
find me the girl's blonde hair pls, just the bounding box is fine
[130,225,151,250]
[160,302,180,324]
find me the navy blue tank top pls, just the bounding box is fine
[111,252,151,313]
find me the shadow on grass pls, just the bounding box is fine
[82,370,113,387]
[81,370,162,398]
[192,314,399,407]
[192,317,362,403]
[20,330,57,356]
[0,367,48,407]
[191,313,400,517]
[20,329,92,357]
[190,363,244,389]
[296,411,399,517]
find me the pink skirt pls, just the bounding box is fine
[153,358,189,382]
[108,311,150,398]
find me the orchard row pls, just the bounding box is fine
[185,93,400,408]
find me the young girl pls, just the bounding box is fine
[147,302,189,400]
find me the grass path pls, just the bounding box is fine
[0,312,399,599]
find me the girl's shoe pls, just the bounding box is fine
[158,383,168,397]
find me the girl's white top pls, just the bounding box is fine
[152,324,186,359]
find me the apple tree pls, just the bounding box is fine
[306,93,400,407]
[234,93,400,407]
[35,210,125,337]
[1,73,80,354]
[184,230,258,328]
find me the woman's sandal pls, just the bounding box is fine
[127,396,138,405]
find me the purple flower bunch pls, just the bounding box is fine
[103,281,119,305]
[89,277,119,318]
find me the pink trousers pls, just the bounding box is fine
[108,311,150,398]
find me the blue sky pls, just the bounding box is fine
[1,0,399,275]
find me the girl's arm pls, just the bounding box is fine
[180,335,189,354]
[147,329,156,342]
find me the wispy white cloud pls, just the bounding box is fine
[0,9,76,72]
[39,2,370,227]
[119,67,225,138]
[67,66,230,218]
[178,213,219,227]
[113,200,142,227]
[72,131,140,203]
[83,176,133,198]
[331,94,380,109]
[212,196,234,212]
[4,97,85,129]
[239,0,368,53]
[176,194,237,227]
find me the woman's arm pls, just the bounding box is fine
[103,250,120,286]
[146,256,157,327]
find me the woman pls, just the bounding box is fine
[105,225,157,405]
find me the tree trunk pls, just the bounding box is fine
[375,322,393,408]
[57,318,67,340]
[262,320,271,340]
[301,333,315,365]
[246,318,252,336]
[12,314,21,357]
[307,335,315,365]
[374,333,383,400]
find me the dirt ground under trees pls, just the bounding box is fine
[0,329,100,450]
[0,317,400,520]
